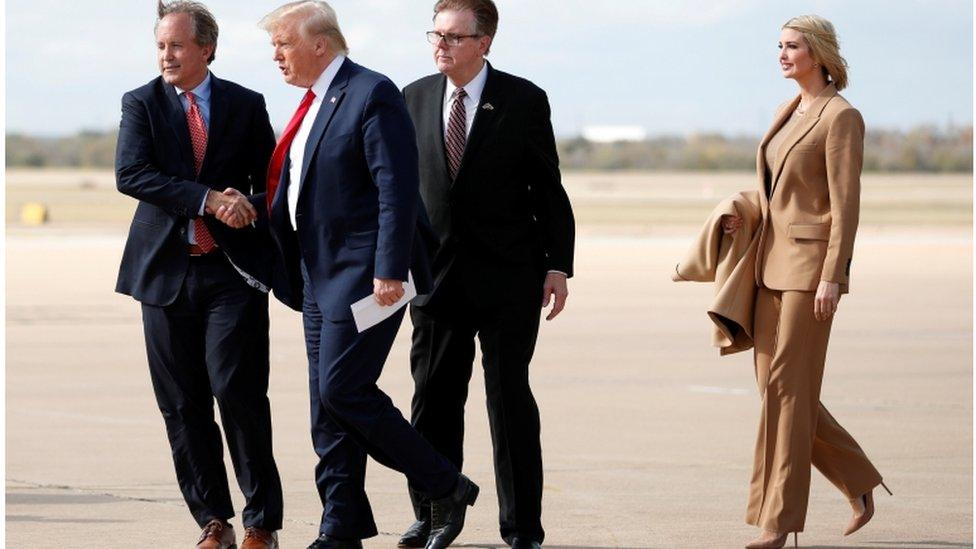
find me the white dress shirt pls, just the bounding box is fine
[442,60,488,139]
[174,72,212,244]
[287,55,346,231]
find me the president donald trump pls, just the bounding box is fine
[245,2,479,548]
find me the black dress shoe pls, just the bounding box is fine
[307,534,363,549]
[398,519,431,548]
[510,537,541,549]
[425,473,480,549]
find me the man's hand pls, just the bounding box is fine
[814,280,841,321]
[209,188,256,229]
[541,272,569,321]
[373,278,405,306]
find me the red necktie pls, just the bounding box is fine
[185,92,216,253]
[267,89,317,213]
[445,88,467,180]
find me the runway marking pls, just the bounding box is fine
[687,385,750,395]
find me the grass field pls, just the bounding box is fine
[5,168,972,229]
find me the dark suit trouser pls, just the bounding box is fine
[300,264,458,539]
[141,253,283,530]
[408,270,545,544]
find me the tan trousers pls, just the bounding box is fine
[746,287,883,533]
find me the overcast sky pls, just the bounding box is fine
[6,0,973,137]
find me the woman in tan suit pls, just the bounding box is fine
[722,15,890,549]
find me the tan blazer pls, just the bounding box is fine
[673,190,763,355]
[755,84,863,293]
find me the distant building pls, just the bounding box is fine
[581,126,647,143]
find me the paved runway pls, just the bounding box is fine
[6,224,972,548]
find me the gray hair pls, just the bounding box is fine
[259,1,349,55]
[155,0,219,64]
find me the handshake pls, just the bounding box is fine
[205,187,258,229]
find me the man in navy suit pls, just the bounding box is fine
[250,2,477,548]
[115,2,282,548]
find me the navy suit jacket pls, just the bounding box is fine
[268,59,435,317]
[115,74,275,306]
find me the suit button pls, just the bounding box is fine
[179,227,186,235]
[296,213,302,218]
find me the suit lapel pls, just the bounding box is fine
[768,84,837,197]
[453,63,500,186]
[426,75,450,184]
[756,96,798,216]
[162,81,195,178]
[298,59,351,194]
[201,75,229,178]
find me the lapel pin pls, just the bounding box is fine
[330,96,337,103]
[482,103,494,111]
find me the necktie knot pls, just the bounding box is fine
[185,91,197,106]
[453,88,467,102]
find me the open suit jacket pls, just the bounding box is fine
[115,74,275,305]
[402,62,575,307]
[266,59,435,317]
[755,83,862,294]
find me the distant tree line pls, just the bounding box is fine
[560,125,972,172]
[6,125,972,172]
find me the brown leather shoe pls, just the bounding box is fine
[197,519,236,549]
[241,526,279,549]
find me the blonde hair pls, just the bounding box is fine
[259,0,349,55]
[783,15,849,90]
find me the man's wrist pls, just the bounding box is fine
[200,190,213,216]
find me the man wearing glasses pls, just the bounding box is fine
[401,2,575,548]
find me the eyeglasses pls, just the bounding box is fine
[426,31,481,46]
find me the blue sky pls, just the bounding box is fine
[6,0,973,137]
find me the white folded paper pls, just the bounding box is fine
[350,272,417,333]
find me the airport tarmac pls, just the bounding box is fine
[5,224,972,548]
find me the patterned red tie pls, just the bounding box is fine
[266,89,317,213]
[185,91,216,253]
[445,88,467,180]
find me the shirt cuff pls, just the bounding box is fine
[547,270,567,277]
[197,190,209,217]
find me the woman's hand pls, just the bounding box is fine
[720,214,743,234]
[814,281,841,321]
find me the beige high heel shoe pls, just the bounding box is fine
[745,531,797,548]
[844,481,892,536]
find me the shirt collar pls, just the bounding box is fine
[175,71,212,102]
[310,54,346,101]
[445,60,488,104]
